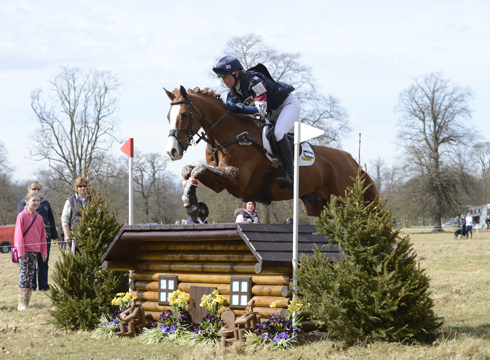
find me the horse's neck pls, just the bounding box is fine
[192,95,256,145]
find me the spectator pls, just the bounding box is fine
[286,218,293,224]
[61,177,88,253]
[14,192,47,310]
[17,181,58,292]
[59,229,66,250]
[236,202,260,224]
[466,212,473,239]
[186,202,209,224]
[486,215,490,233]
[460,214,466,240]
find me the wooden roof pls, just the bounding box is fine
[101,223,339,270]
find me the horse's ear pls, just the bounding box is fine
[163,87,175,101]
[180,85,188,100]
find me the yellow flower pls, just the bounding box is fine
[270,301,279,309]
[117,293,124,296]
[212,289,220,296]
[287,299,303,313]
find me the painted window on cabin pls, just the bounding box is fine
[158,275,179,306]
[230,276,252,309]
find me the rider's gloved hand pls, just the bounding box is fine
[228,102,258,115]
[227,102,238,112]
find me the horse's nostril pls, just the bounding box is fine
[171,148,178,158]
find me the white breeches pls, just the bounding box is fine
[268,94,301,141]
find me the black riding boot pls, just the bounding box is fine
[276,135,294,190]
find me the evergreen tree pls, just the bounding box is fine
[294,172,443,344]
[48,188,128,330]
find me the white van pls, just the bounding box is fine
[464,204,490,230]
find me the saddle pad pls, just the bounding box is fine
[262,126,315,166]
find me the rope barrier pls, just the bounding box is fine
[1,239,76,250]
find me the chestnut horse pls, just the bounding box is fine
[164,86,377,217]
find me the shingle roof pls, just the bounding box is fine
[101,223,339,270]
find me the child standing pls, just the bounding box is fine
[14,193,47,311]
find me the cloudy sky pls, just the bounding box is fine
[1,0,489,182]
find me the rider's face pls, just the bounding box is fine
[221,73,236,88]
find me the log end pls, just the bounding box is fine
[102,261,108,271]
[254,263,262,274]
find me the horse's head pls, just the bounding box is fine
[164,86,201,160]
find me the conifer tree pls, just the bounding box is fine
[48,188,128,330]
[295,171,443,344]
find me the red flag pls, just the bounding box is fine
[121,138,134,157]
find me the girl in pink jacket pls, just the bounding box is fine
[14,192,47,311]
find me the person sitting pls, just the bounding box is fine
[186,202,209,224]
[213,55,300,190]
[486,215,490,233]
[236,202,260,224]
[286,217,293,224]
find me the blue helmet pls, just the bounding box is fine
[212,56,244,78]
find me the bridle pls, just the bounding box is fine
[169,95,231,152]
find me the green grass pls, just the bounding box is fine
[2,228,490,359]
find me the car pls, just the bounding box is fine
[0,226,15,253]
[441,221,453,227]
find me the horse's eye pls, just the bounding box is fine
[181,112,188,118]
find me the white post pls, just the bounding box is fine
[129,156,133,226]
[291,122,324,302]
[292,122,301,301]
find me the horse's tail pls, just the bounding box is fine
[360,168,378,203]
[348,155,378,203]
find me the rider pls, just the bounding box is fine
[212,55,301,190]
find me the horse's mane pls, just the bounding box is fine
[184,87,258,124]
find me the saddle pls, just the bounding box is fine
[225,124,296,206]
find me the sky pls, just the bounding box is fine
[1,0,489,182]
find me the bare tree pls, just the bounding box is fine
[395,72,476,230]
[369,156,387,194]
[133,152,171,223]
[0,140,12,173]
[30,66,121,185]
[223,34,351,147]
[471,142,490,203]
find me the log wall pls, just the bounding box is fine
[118,239,296,322]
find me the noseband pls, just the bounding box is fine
[168,96,203,152]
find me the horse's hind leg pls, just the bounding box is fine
[300,194,328,217]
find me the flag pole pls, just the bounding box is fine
[129,156,133,225]
[292,123,324,301]
[121,138,134,225]
[292,122,300,301]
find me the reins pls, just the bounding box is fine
[170,94,269,165]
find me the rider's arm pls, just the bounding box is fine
[229,79,268,116]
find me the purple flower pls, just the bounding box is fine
[158,310,172,323]
[272,332,289,342]
[159,324,168,333]
[260,333,269,339]
[170,324,177,332]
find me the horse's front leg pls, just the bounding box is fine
[181,164,231,220]
[189,164,240,194]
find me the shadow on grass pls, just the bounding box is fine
[441,324,490,340]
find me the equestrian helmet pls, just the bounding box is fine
[213,56,244,78]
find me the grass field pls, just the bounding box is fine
[2,227,490,359]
